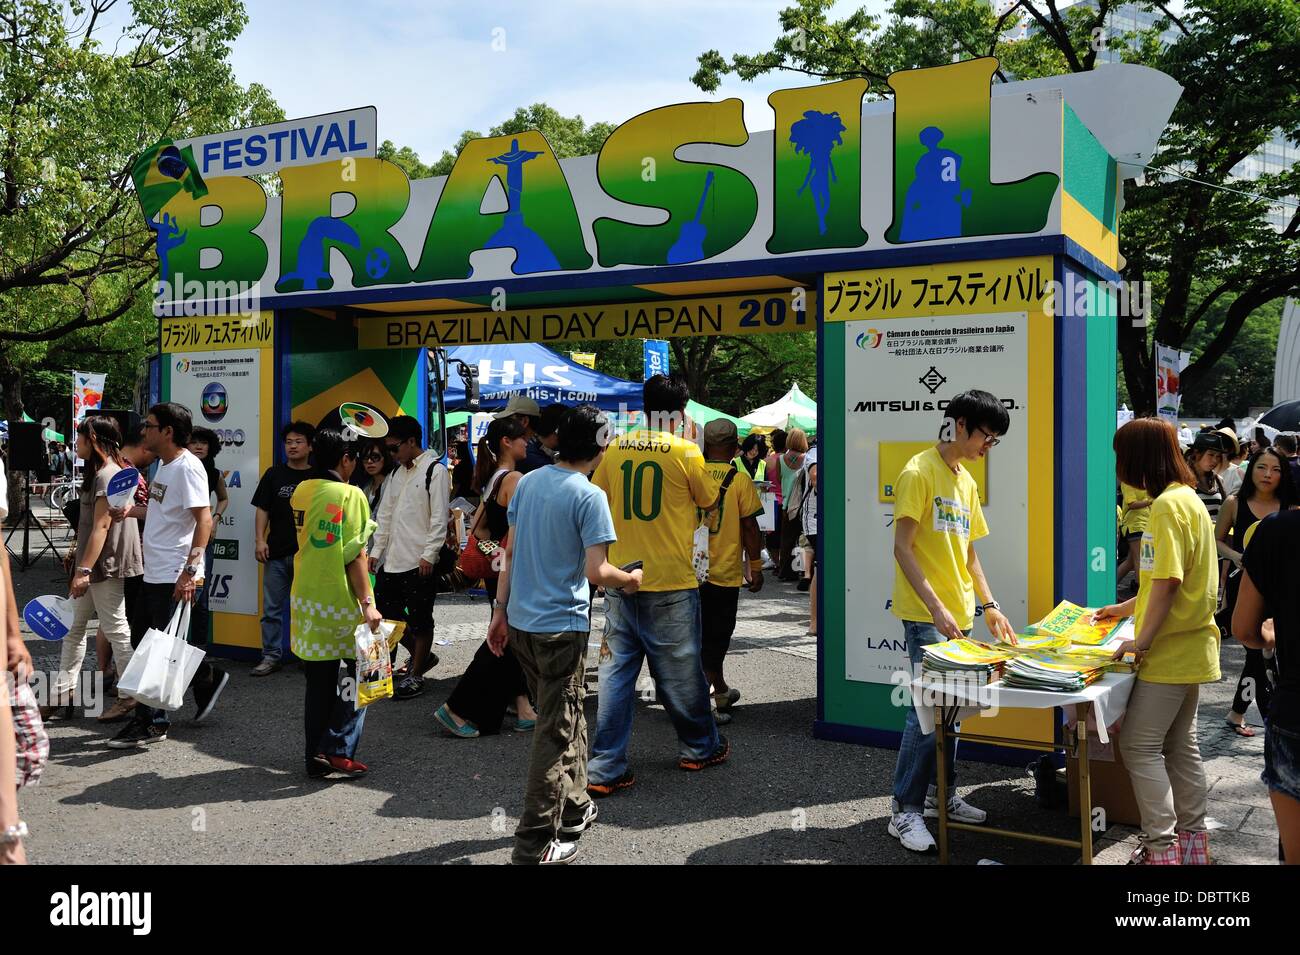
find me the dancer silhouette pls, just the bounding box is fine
[147,213,187,292]
[789,110,847,235]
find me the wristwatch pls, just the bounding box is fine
[183,564,203,577]
[360,595,374,609]
[981,600,1001,612]
[77,566,92,577]
[0,821,27,844]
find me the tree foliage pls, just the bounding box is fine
[0,0,282,420]
[692,0,1299,415]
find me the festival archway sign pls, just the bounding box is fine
[135,57,1179,762]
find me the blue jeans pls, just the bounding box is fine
[891,620,970,813]
[588,588,719,783]
[303,659,366,763]
[260,556,293,661]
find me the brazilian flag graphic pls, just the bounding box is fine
[131,139,208,221]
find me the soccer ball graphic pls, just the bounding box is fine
[365,247,390,280]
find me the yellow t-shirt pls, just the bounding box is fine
[1120,482,1152,535]
[592,429,719,592]
[890,447,989,630]
[1134,482,1221,684]
[700,461,764,589]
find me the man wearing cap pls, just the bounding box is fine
[495,395,552,475]
[699,419,765,724]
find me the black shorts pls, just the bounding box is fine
[700,582,740,673]
[375,568,436,635]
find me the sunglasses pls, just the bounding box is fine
[363,452,384,462]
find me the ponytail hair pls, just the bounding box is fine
[473,416,526,492]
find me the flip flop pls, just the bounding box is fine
[1224,719,1255,737]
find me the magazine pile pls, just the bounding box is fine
[920,602,1137,692]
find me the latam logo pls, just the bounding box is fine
[855,328,883,349]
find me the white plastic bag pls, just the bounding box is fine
[756,491,777,533]
[117,601,206,711]
[692,522,711,584]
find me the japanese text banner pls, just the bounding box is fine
[824,256,1052,321]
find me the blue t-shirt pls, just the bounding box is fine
[506,465,617,634]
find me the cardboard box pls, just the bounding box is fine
[1067,729,1141,828]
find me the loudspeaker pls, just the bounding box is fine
[94,409,139,443]
[6,421,46,472]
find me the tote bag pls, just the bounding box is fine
[117,601,206,711]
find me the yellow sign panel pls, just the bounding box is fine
[570,352,597,369]
[357,292,817,349]
[161,313,274,352]
[825,256,1052,322]
[878,441,987,504]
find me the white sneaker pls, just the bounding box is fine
[888,811,936,853]
[539,839,580,865]
[924,793,987,824]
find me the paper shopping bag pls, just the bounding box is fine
[117,601,206,711]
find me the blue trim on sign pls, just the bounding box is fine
[416,347,429,440]
[813,720,1046,768]
[1056,259,1091,602]
[276,310,292,465]
[815,282,825,724]
[1062,237,1122,285]
[162,236,1080,315]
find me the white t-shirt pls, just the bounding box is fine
[0,457,7,522]
[142,449,210,584]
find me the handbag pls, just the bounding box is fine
[116,601,206,711]
[458,475,507,581]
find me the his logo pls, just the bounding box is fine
[201,381,228,422]
[175,358,190,373]
[855,328,883,349]
[310,503,345,548]
[918,366,947,394]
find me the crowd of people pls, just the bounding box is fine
[2,385,1295,868]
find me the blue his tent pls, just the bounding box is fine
[437,343,643,412]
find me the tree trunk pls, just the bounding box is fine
[1117,314,1154,417]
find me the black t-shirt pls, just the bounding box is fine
[252,463,319,560]
[1241,510,1300,732]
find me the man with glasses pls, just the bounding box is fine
[250,421,318,676]
[108,403,225,747]
[887,389,1015,853]
[368,416,447,698]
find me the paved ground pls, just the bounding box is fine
[6,517,1281,865]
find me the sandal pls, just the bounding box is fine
[1224,719,1255,737]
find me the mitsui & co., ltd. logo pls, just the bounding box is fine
[855,328,883,349]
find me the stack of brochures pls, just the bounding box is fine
[1002,646,1131,691]
[921,639,1016,684]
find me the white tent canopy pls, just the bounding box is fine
[742,383,817,430]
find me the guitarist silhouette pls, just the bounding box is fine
[666,171,715,264]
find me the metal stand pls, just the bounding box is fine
[3,473,61,569]
[935,700,1095,864]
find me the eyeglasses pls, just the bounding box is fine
[975,427,1001,447]
[384,443,401,453]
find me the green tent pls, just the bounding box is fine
[686,400,752,438]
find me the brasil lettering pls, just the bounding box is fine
[137,57,1070,311]
[359,293,815,349]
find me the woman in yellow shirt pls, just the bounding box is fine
[1095,418,1220,865]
